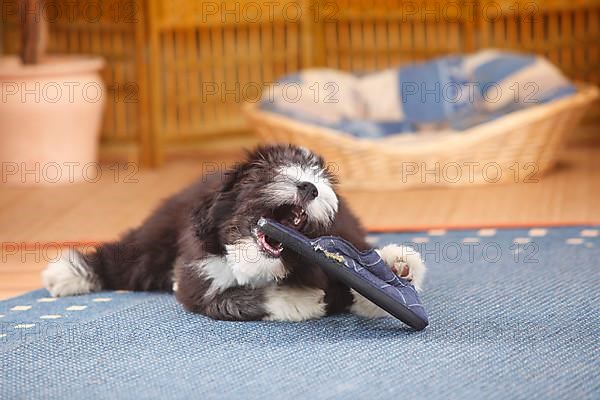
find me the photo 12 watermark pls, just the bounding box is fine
[400,161,539,184]
[1,81,139,104]
[2,0,140,24]
[1,162,139,184]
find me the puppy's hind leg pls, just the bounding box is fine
[178,284,327,322]
[42,249,101,297]
[43,236,177,297]
[176,263,327,321]
[262,286,327,322]
[350,244,426,319]
[378,244,426,291]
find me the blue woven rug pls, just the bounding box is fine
[2,226,598,399]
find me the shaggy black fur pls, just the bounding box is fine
[82,145,370,321]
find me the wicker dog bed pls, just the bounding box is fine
[244,85,598,189]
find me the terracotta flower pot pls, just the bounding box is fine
[0,55,105,185]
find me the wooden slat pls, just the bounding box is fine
[362,13,377,70]
[162,31,177,137]
[587,9,600,84]
[387,10,401,66]
[338,21,351,71]
[560,10,574,76]
[176,29,191,134]
[349,7,364,71]
[186,29,201,131]
[200,28,217,127]
[223,25,237,129]
[273,21,287,77]
[260,23,274,81]
[574,10,586,82]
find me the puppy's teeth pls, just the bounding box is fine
[294,217,301,225]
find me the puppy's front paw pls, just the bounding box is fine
[378,244,426,291]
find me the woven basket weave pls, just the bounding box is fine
[245,85,599,189]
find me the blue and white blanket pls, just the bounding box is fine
[261,50,576,138]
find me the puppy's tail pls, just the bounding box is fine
[42,239,175,297]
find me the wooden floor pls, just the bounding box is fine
[1,142,599,299]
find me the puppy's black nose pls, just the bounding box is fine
[297,181,318,201]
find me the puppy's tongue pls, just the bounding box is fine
[256,231,283,257]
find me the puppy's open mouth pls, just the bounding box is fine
[256,205,307,257]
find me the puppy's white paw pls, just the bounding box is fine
[42,250,99,297]
[350,289,389,318]
[378,244,426,291]
[263,286,326,321]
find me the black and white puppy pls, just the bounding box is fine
[43,145,425,321]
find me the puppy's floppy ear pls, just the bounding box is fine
[193,164,244,254]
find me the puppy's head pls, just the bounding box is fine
[196,144,338,260]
